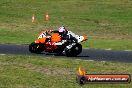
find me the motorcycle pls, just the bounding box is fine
[29,30,87,57]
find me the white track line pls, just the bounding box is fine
[105,48,112,50]
[124,50,132,51]
[101,61,106,63]
[87,60,94,62]
[76,59,81,61]
[76,59,94,62]
[86,48,132,52]
[0,54,6,56]
[83,59,94,62]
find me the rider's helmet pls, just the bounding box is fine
[58,26,68,37]
[59,26,68,33]
[58,26,66,32]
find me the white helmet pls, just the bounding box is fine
[58,26,65,32]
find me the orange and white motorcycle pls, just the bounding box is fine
[29,30,87,57]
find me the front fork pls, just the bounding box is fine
[66,43,76,49]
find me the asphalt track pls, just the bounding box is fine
[0,44,132,63]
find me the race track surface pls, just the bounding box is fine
[0,44,132,63]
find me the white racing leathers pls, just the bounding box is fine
[66,31,84,49]
[54,30,85,50]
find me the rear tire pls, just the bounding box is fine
[29,42,35,53]
[29,42,44,53]
[65,43,82,57]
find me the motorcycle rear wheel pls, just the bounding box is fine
[29,42,44,53]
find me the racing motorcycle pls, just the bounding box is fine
[29,30,87,57]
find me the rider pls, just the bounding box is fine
[58,26,68,38]
[58,26,78,43]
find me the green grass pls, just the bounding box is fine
[0,0,132,50]
[85,37,132,50]
[0,55,131,88]
[0,1,132,87]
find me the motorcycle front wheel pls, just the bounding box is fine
[65,43,82,57]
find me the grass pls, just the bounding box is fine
[0,55,131,88]
[0,1,132,87]
[0,0,132,50]
[86,37,132,50]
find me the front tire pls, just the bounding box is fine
[65,43,82,57]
